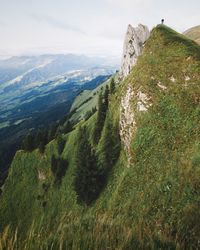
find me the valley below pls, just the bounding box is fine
[0,54,117,184]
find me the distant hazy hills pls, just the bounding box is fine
[184,25,200,44]
[0,54,118,111]
[0,54,118,86]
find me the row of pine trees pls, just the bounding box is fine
[22,118,72,153]
[22,78,120,205]
[74,78,120,205]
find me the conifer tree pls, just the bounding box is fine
[75,126,101,205]
[84,107,97,121]
[103,85,109,113]
[22,133,35,152]
[55,158,68,184]
[35,128,48,154]
[62,121,73,134]
[51,155,68,184]
[51,155,57,174]
[97,117,121,181]
[93,86,110,144]
[57,135,65,155]
[35,130,41,146]
[48,124,57,141]
[38,141,45,154]
[110,78,115,94]
[93,92,105,144]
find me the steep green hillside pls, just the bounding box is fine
[184,25,200,44]
[0,25,200,249]
[70,76,117,122]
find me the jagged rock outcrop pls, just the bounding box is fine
[119,24,150,165]
[38,170,46,181]
[119,24,150,80]
[119,84,136,165]
[120,85,151,166]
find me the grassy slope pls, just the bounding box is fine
[184,25,200,45]
[0,25,200,249]
[70,77,115,122]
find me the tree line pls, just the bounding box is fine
[22,116,73,154]
[22,78,119,202]
[74,78,120,205]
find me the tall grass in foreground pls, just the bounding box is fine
[0,213,190,250]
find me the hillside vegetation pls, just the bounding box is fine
[0,25,200,249]
[70,76,114,122]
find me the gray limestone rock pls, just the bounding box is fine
[120,24,150,79]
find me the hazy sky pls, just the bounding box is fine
[0,0,199,57]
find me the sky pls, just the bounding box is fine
[0,0,199,57]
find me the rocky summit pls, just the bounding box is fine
[120,24,150,79]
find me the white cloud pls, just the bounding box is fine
[0,0,199,56]
[105,0,152,9]
[30,14,86,35]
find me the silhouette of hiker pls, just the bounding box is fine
[161,19,164,24]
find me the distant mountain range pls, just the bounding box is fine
[0,54,118,84]
[0,54,118,113]
[0,54,118,182]
[184,25,200,44]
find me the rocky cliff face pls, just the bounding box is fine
[119,85,136,165]
[119,24,150,165]
[119,24,150,80]
[120,85,151,165]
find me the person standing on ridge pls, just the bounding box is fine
[161,19,164,24]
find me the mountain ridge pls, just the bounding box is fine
[183,25,200,45]
[0,24,200,249]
